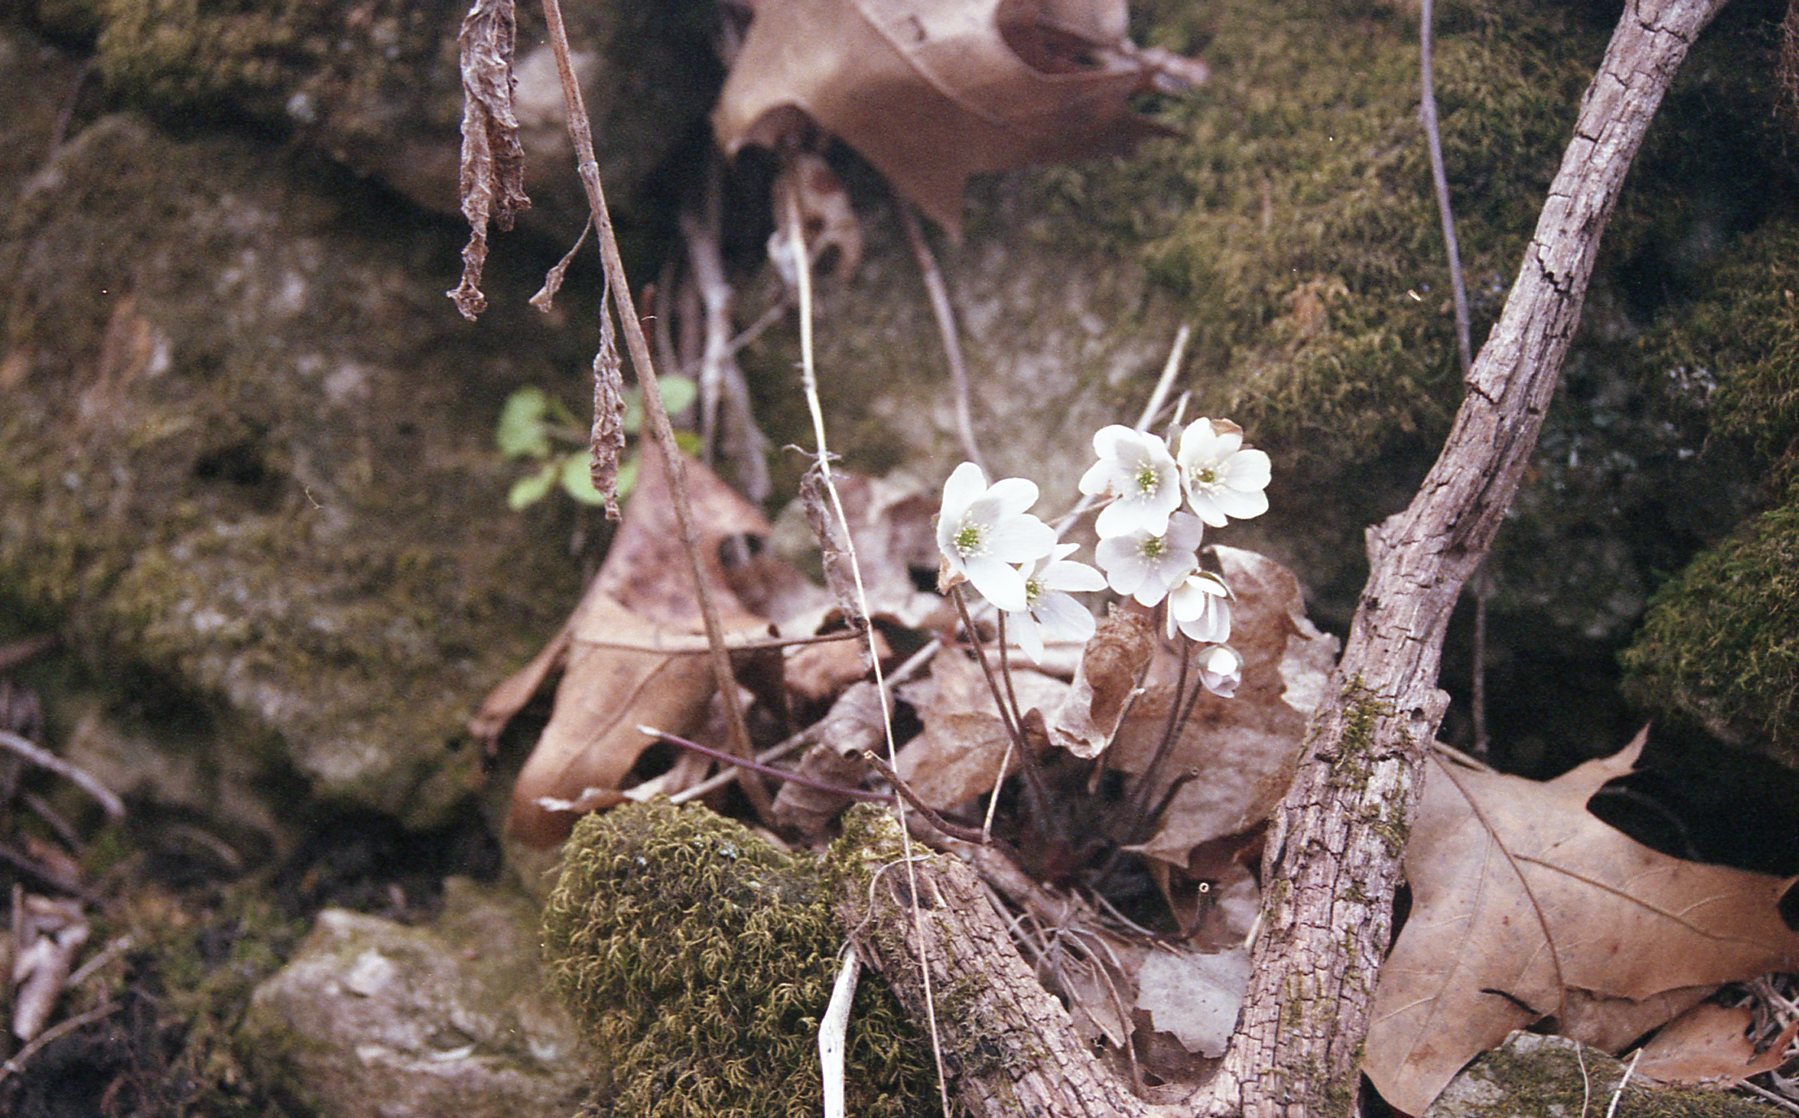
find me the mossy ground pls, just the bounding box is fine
[542,800,934,1117]
[1440,1034,1786,1117]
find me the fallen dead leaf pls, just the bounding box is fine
[1635,1003,1799,1088]
[1364,730,1799,1115]
[505,592,721,847]
[1109,547,1338,866]
[715,0,1198,233]
[1134,945,1251,1059]
[895,648,1068,810]
[1556,984,1718,1053]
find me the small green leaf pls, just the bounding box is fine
[656,375,698,417]
[559,452,610,505]
[615,455,639,499]
[497,387,552,459]
[508,460,559,509]
[673,430,704,456]
[621,387,643,435]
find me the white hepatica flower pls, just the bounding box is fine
[1167,570,1232,645]
[1007,544,1106,663]
[1177,418,1272,527]
[1196,643,1244,698]
[1093,511,1204,607]
[1078,425,1183,538]
[936,461,1057,613]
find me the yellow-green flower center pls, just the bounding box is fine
[954,522,987,558]
[1024,577,1043,606]
[1193,465,1219,486]
[1140,536,1166,559]
[1134,463,1160,496]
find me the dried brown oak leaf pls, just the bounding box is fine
[505,592,718,847]
[895,648,1068,810]
[1634,1003,1799,1088]
[1364,731,1799,1116]
[714,0,1196,234]
[485,453,778,844]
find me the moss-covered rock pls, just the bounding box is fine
[241,877,586,1118]
[543,800,934,1116]
[78,0,715,232]
[1621,481,1799,764]
[1426,1031,1786,1117]
[0,113,590,827]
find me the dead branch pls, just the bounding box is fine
[838,811,1154,1118]
[536,0,772,819]
[0,730,124,821]
[1203,1,1730,1114]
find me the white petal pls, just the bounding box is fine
[1043,560,1107,593]
[1164,512,1206,552]
[984,476,1040,518]
[1078,458,1115,496]
[986,515,1056,563]
[1222,448,1272,489]
[940,462,988,522]
[1033,591,1096,643]
[1009,611,1047,663]
[1212,486,1269,521]
[965,555,1029,612]
[1091,424,1135,459]
[1095,497,1172,539]
[1185,490,1230,528]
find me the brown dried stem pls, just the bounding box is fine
[536,0,771,819]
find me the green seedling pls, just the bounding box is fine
[496,377,699,510]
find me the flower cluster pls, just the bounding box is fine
[935,419,1271,694]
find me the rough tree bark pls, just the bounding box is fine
[1204,0,1729,1113]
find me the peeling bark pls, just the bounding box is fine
[1204,1,1730,1114]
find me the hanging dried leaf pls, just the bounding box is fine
[1364,731,1799,1115]
[589,295,626,519]
[1110,548,1338,865]
[797,471,948,633]
[714,0,1203,233]
[506,592,718,847]
[448,0,531,321]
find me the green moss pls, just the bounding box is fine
[542,801,934,1117]
[1620,480,1799,764]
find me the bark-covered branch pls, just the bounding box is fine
[1204,1,1729,1114]
[837,813,1153,1118]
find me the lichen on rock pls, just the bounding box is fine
[542,799,934,1116]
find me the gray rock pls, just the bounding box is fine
[242,877,587,1118]
[85,0,717,232]
[0,113,587,828]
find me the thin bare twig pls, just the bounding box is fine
[783,176,953,1118]
[897,201,985,473]
[641,726,891,802]
[0,1000,121,1082]
[1420,0,1473,379]
[0,730,123,820]
[537,0,771,819]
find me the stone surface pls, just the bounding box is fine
[22,0,717,235]
[242,877,587,1118]
[1425,1032,1783,1118]
[0,111,588,828]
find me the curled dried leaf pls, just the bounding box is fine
[448,0,531,321]
[1046,604,1153,759]
[774,151,864,283]
[590,296,626,519]
[771,681,885,838]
